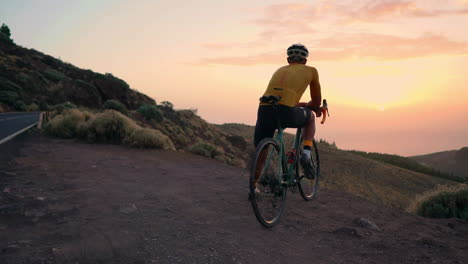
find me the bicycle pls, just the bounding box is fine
[249,95,329,228]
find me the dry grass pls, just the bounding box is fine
[406,183,468,213]
[46,109,93,139]
[46,109,176,150]
[125,128,175,150]
[84,110,139,143]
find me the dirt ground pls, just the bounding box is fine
[1,132,467,264]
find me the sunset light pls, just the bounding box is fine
[1,0,467,155]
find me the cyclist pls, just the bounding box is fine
[253,43,322,183]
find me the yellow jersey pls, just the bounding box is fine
[261,64,321,107]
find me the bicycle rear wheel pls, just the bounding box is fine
[297,139,320,201]
[249,138,287,227]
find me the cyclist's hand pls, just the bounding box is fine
[314,108,322,117]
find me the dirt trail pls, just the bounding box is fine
[1,133,467,264]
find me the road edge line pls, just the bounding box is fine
[0,122,38,145]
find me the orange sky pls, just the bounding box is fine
[2,0,468,155]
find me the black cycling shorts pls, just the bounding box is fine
[253,105,311,147]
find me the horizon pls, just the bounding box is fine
[1,0,467,156]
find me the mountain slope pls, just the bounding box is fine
[218,124,456,209]
[410,147,468,179]
[0,36,154,111]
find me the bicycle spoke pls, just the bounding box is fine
[250,138,287,227]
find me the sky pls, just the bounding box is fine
[1,0,468,155]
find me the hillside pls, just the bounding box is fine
[0,32,154,112]
[411,147,468,179]
[218,124,456,209]
[0,25,458,211]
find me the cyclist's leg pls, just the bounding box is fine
[302,111,316,151]
[253,106,276,186]
[280,106,315,178]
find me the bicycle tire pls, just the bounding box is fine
[298,139,320,201]
[249,138,287,227]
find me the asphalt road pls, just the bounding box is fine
[0,112,41,144]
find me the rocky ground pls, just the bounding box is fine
[1,132,467,263]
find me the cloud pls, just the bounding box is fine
[198,1,468,65]
[342,0,468,22]
[200,34,468,65]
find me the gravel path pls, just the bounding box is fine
[1,133,467,263]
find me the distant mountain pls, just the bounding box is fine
[0,27,154,112]
[410,147,468,179]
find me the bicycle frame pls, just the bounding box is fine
[259,126,302,188]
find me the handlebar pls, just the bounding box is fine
[320,99,330,124]
[297,99,330,124]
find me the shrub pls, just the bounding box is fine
[137,104,163,121]
[26,103,39,112]
[0,23,11,38]
[189,142,222,158]
[50,102,77,113]
[125,128,175,150]
[13,100,26,111]
[0,91,19,105]
[0,104,4,113]
[84,110,139,143]
[226,135,247,150]
[43,68,67,82]
[46,109,93,138]
[408,184,468,220]
[0,77,22,92]
[103,99,128,115]
[0,23,13,44]
[39,102,49,111]
[105,73,130,89]
[160,101,174,109]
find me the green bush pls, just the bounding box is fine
[0,90,19,105]
[105,73,130,89]
[137,104,163,121]
[417,190,468,220]
[103,99,128,115]
[408,184,468,220]
[189,142,222,158]
[160,101,174,109]
[125,128,175,150]
[13,100,26,111]
[43,68,67,82]
[16,72,30,84]
[39,102,49,111]
[1,23,11,38]
[0,77,22,92]
[50,102,77,113]
[0,23,13,44]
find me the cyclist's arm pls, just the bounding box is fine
[309,68,322,114]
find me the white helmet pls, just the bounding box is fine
[287,43,309,59]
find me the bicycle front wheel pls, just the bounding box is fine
[249,138,287,227]
[298,139,320,201]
